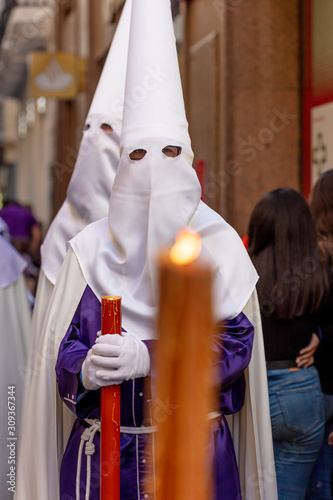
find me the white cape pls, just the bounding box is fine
[0,247,31,500]
[20,270,54,417]
[14,250,86,500]
[227,290,278,500]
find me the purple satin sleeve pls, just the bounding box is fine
[56,287,253,419]
[214,312,254,414]
[56,287,254,500]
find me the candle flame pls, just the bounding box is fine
[169,230,202,265]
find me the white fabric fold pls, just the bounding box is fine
[0,236,27,289]
[0,272,31,500]
[189,201,259,320]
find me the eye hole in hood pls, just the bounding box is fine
[129,145,182,161]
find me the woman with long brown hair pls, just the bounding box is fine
[248,187,328,500]
[307,170,333,499]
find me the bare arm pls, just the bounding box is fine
[28,223,42,257]
[295,333,320,368]
[329,431,333,446]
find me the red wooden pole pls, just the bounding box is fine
[100,296,122,500]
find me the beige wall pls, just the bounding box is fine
[2,98,19,165]
[0,4,57,229]
[16,98,57,232]
[87,0,116,104]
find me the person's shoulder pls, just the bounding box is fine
[68,217,109,260]
[190,200,245,247]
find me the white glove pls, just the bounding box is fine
[81,331,150,391]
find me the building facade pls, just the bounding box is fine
[0,0,328,237]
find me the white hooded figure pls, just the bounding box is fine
[14,2,132,500]
[0,237,31,500]
[49,0,275,498]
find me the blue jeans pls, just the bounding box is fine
[306,393,333,499]
[267,366,324,500]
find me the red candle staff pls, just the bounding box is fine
[100,296,122,500]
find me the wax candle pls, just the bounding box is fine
[100,295,121,500]
[152,230,216,500]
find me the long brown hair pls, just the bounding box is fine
[248,188,328,319]
[309,169,333,267]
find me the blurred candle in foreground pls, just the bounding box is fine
[100,296,121,500]
[152,230,216,500]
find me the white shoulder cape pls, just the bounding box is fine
[227,289,278,499]
[1,272,31,500]
[20,269,54,420]
[15,249,86,500]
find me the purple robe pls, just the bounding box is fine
[0,202,39,240]
[56,286,254,500]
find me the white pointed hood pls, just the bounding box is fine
[71,0,200,339]
[107,0,201,285]
[40,0,132,285]
[120,0,192,156]
[70,0,258,339]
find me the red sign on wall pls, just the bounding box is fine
[303,0,333,197]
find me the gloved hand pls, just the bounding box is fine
[81,331,150,391]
